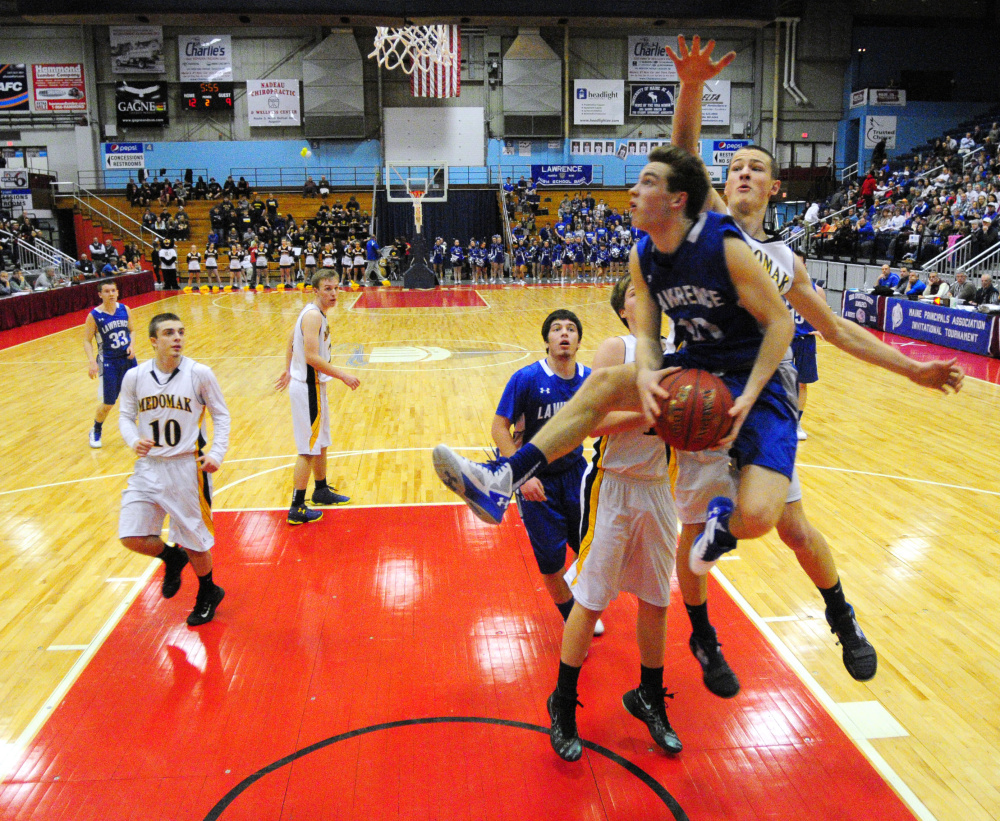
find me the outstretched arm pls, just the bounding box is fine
[667,35,734,215]
[785,260,963,393]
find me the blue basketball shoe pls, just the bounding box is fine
[432,444,513,525]
[690,496,737,575]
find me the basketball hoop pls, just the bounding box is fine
[369,25,456,75]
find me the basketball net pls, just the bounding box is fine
[412,191,425,234]
[369,25,456,75]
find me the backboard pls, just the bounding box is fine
[386,164,449,203]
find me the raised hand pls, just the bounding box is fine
[665,35,736,85]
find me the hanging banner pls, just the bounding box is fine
[573,79,624,126]
[115,82,168,126]
[627,36,679,82]
[629,84,675,117]
[247,79,301,126]
[865,115,897,149]
[870,88,906,107]
[110,26,165,74]
[701,80,731,126]
[178,35,232,82]
[32,64,87,111]
[103,142,146,169]
[532,165,593,186]
[0,64,29,111]
[850,89,867,109]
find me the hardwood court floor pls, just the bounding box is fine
[0,283,999,820]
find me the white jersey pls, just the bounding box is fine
[119,356,230,462]
[290,302,331,383]
[588,334,673,480]
[728,211,796,296]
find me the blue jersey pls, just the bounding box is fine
[636,211,761,373]
[431,244,446,264]
[790,281,819,337]
[91,303,132,361]
[449,246,464,263]
[496,359,591,475]
[488,243,505,264]
[365,238,380,260]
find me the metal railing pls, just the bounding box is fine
[52,181,160,254]
[230,166,379,191]
[0,227,76,279]
[840,162,858,186]
[919,234,976,276]
[78,168,209,191]
[961,241,1000,275]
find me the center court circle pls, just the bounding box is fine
[203,716,688,821]
[340,338,529,371]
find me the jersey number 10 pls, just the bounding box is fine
[150,419,181,447]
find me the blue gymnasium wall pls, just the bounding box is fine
[105,138,731,189]
[836,102,997,172]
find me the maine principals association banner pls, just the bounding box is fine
[247,79,300,126]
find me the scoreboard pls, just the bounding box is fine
[181,82,234,111]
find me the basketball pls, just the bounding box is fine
[654,369,735,451]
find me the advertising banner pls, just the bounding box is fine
[842,290,882,329]
[110,26,165,74]
[701,80,731,126]
[627,36,679,82]
[710,139,752,167]
[178,35,232,82]
[0,64,29,111]
[247,79,301,126]
[573,79,624,125]
[865,115,897,149]
[115,82,168,126]
[0,168,29,189]
[886,299,993,356]
[629,84,675,117]
[32,64,87,111]
[531,165,593,186]
[871,88,905,107]
[103,142,146,170]
[849,89,867,109]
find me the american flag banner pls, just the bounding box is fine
[411,26,461,98]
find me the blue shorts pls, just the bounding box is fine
[101,357,137,405]
[516,458,586,575]
[791,335,818,384]
[663,353,798,481]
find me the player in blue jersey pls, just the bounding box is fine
[433,146,797,584]
[83,280,137,448]
[789,252,822,441]
[664,33,963,687]
[491,309,604,635]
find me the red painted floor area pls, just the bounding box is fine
[0,291,169,350]
[1,506,917,821]
[867,328,1000,382]
[353,289,488,309]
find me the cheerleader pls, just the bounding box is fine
[255,241,271,288]
[431,237,446,279]
[488,235,504,283]
[512,240,527,285]
[186,243,202,287]
[278,239,295,286]
[204,243,222,287]
[596,242,610,283]
[304,241,318,280]
[228,244,244,288]
[352,241,365,285]
[562,238,576,282]
[537,240,552,282]
[336,241,351,282]
[472,241,487,286]
[448,240,464,284]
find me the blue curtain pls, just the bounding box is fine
[375,190,501,250]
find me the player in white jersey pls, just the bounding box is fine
[547,274,682,762]
[275,270,361,524]
[665,35,965,688]
[117,313,230,626]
